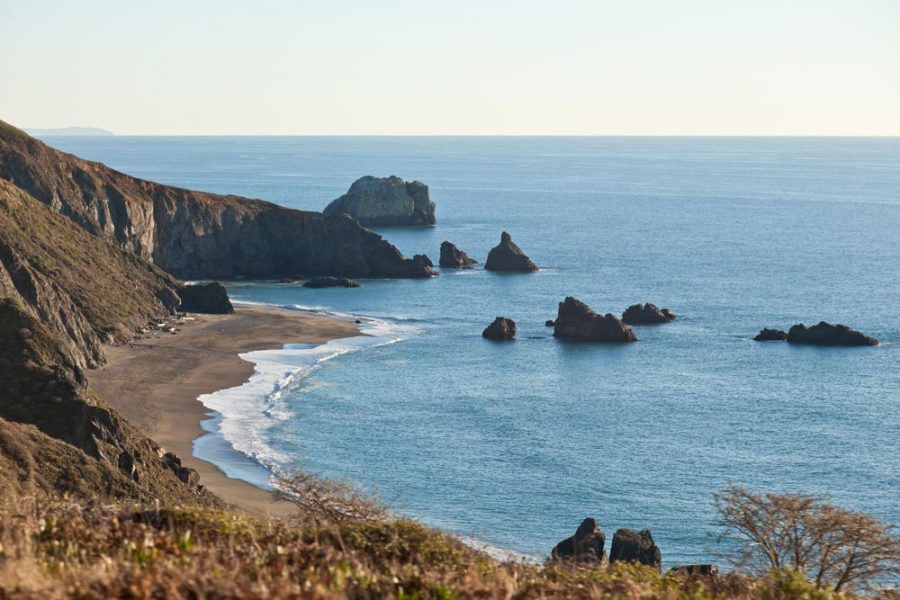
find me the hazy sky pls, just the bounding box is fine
[2,0,899,135]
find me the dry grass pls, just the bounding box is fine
[0,493,882,599]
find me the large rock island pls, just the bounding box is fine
[553,297,637,342]
[754,322,879,346]
[323,175,436,227]
[0,122,435,280]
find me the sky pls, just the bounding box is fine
[2,0,899,135]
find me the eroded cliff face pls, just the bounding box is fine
[0,121,435,279]
[0,179,180,369]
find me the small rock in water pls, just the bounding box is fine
[439,241,477,268]
[553,297,637,342]
[482,317,516,340]
[609,528,661,571]
[754,328,787,341]
[484,231,539,272]
[550,518,606,563]
[303,277,362,289]
[621,303,676,325]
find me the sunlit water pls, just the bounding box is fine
[49,136,900,565]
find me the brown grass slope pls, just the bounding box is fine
[0,120,435,280]
[0,178,180,369]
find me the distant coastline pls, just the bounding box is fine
[25,126,114,137]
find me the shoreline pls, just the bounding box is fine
[89,304,361,518]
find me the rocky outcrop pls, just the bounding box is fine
[551,518,606,563]
[0,121,435,280]
[754,328,788,341]
[0,179,181,369]
[178,282,234,314]
[668,564,719,578]
[484,232,538,272]
[303,277,362,289]
[622,303,675,325]
[609,529,661,571]
[323,175,436,226]
[553,297,637,342]
[787,322,878,346]
[482,317,516,340]
[754,322,878,346]
[439,241,477,268]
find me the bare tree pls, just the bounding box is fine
[275,470,387,525]
[715,485,900,593]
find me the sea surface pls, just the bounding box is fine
[46,135,900,565]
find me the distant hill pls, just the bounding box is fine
[24,126,114,137]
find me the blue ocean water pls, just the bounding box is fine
[49,136,900,565]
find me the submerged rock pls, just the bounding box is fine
[787,322,878,346]
[609,528,661,571]
[622,303,676,324]
[484,232,539,272]
[754,328,788,341]
[303,277,361,289]
[323,175,436,226]
[551,518,606,563]
[553,297,637,342]
[482,317,516,340]
[178,282,234,314]
[439,241,477,268]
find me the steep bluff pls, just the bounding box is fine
[0,120,435,280]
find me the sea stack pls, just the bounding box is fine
[439,241,477,268]
[550,518,606,563]
[178,282,234,314]
[609,529,662,571]
[482,317,516,340]
[323,175,436,226]
[621,303,675,324]
[484,232,538,272]
[553,297,637,342]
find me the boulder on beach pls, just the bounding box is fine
[550,518,606,563]
[482,317,516,340]
[622,303,675,325]
[439,241,477,268]
[754,328,788,341]
[303,277,362,289]
[787,322,879,346]
[323,175,436,226]
[553,297,637,342]
[178,282,234,314]
[609,528,661,571]
[484,232,539,272]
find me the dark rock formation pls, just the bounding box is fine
[668,564,719,578]
[439,241,477,268]
[622,303,676,325]
[178,282,234,314]
[303,277,362,289]
[754,328,788,341]
[545,320,555,327]
[482,317,516,340]
[484,232,539,272]
[550,518,606,563]
[787,322,879,346]
[553,297,637,342]
[0,121,435,280]
[323,175,436,226]
[609,529,661,571]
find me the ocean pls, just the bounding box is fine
[46,135,900,565]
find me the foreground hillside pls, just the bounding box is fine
[0,120,434,279]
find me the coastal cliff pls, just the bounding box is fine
[0,121,435,280]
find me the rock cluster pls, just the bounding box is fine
[323,175,436,226]
[484,232,539,272]
[754,322,878,346]
[553,297,637,342]
[178,282,234,314]
[622,303,675,324]
[482,317,516,340]
[551,518,606,563]
[303,277,361,289]
[439,241,477,268]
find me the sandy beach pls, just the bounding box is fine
[89,305,360,518]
